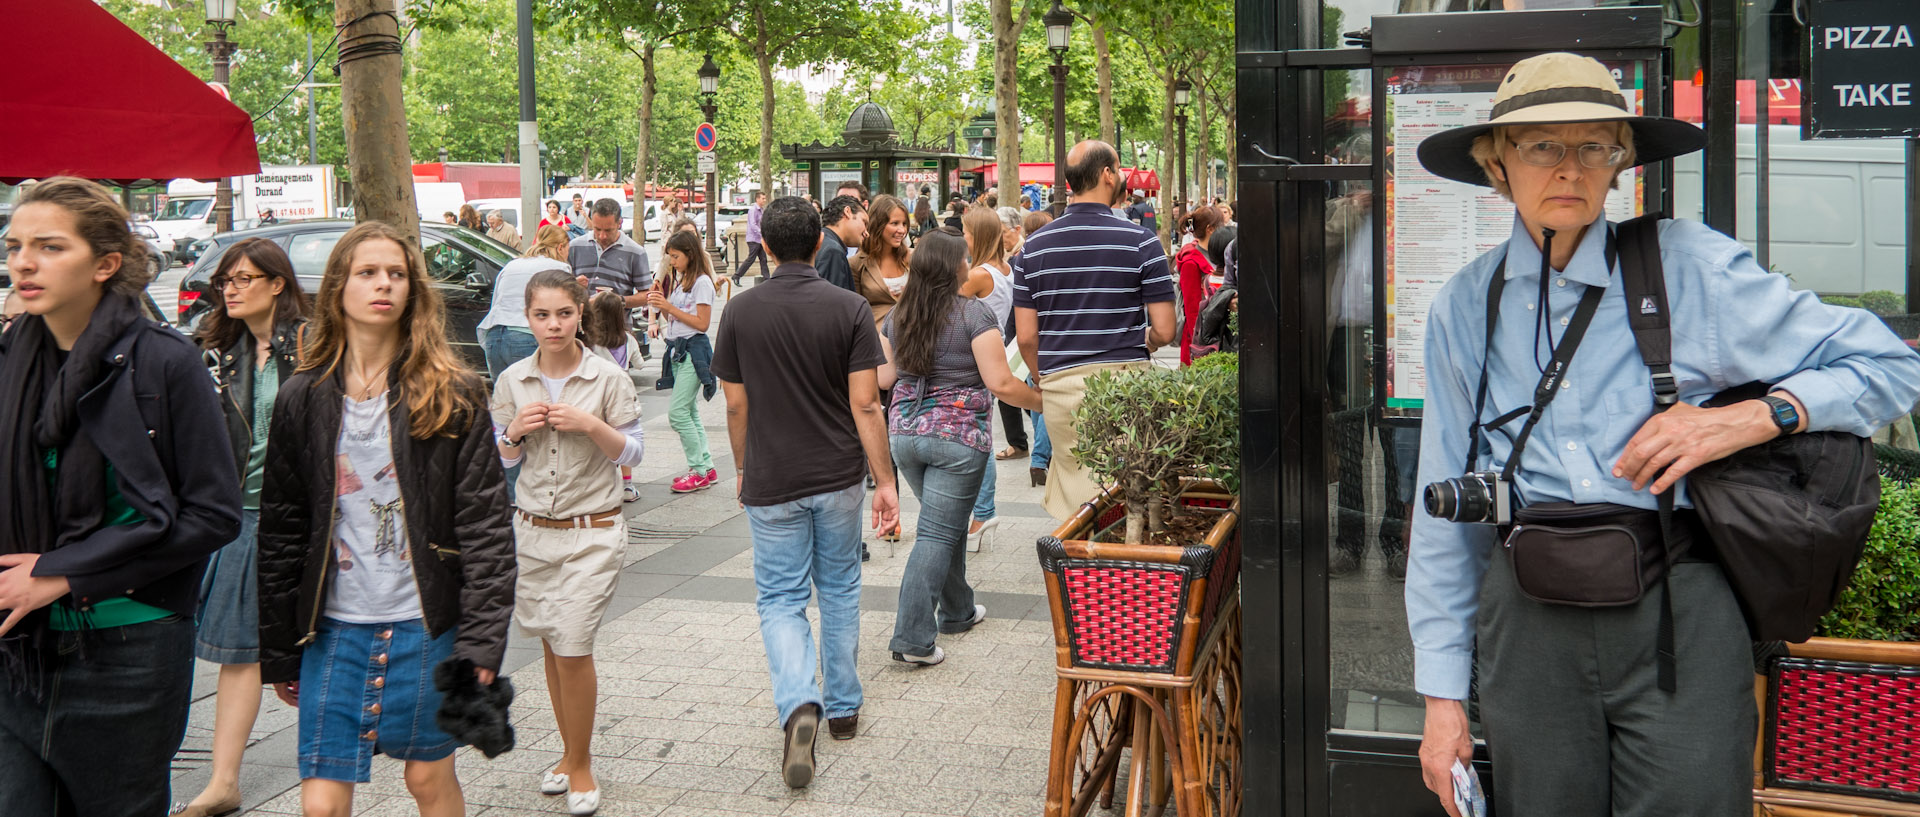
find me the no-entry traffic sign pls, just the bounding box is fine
[695,123,717,152]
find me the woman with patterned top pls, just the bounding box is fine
[256,221,516,817]
[875,228,1042,666]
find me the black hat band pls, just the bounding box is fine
[1489,86,1629,120]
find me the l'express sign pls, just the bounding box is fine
[1805,0,1920,138]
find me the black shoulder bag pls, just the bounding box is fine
[1613,214,1879,644]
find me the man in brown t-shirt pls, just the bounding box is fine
[710,196,898,789]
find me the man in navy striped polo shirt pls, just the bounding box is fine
[1012,140,1177,519]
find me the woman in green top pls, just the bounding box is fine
[0,178,242,814]
[181,238,311,816]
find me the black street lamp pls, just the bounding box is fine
[697,54,721,253]
[204,0,239,233]
[1044,2,1072,207]
[1174,75,1191,216]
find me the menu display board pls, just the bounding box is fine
[1382,62,1646,414]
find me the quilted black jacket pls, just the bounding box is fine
[255,363,515,684]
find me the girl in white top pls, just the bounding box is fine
[646,229,718,493]
[958,208,1016,550]
[490,269,646,817]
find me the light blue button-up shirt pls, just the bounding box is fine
[1405,214,1920,701]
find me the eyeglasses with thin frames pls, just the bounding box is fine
[1511,141,1628,169]
[212,272,267,291]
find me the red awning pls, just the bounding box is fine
[0,0,260,186]
[977,163,1159,192]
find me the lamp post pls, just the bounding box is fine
[204,0,238,233]
[1044,2,1072,207]
[1174,75,1191,216]
[697,54,721,255]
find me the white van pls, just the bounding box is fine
[1672,125,1907,296]
[151,179,218,261]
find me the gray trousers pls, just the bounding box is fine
[1477,556,1755,817]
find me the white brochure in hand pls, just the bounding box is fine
[1450,758,1487,817]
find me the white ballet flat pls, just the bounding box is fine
[539,770,569,795]
[567,788,601,816]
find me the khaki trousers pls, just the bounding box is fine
[1038,360,1151,520]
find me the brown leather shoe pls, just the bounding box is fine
[1030,467,1047,487]
[828,713,858,740]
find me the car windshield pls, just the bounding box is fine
[158,198,212,221]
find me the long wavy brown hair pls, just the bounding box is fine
[859,194,912,271]
[299,221,478,439]
[889,227,967,377]
[194,237,311,353]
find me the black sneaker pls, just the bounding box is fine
[782,703,819,788]
[861,545,870,563]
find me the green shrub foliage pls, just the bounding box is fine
[1072,362,1240,543]
[1819,475,1920,642]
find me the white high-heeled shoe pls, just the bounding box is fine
[567,788,601,816]
[539,770,569,795]
[966,517,999,553]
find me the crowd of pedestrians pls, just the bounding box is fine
[0,152,1189,814]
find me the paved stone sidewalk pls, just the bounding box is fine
[170,283,1067,817]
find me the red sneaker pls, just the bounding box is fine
[671,472,712,493]
[704,468,718,484]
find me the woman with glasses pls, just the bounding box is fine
[176,238,311,817]
[1407,53,1920,817]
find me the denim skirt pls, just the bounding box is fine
[298,617,459,782]
[195,509,260,663]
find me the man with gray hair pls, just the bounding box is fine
[485,210,522,251]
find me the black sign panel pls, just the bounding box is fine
[1805,0,1920,139]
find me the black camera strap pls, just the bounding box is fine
[1465,227,1617,481]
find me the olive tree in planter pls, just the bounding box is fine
[1071,356,1240,545]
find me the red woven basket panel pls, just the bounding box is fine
[1770,660,1920,800]
[1061,564,1184,668]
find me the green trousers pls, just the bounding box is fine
[669,355,714,473]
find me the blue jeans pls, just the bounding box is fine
[889,435,987,655]
[483,325,538,380]
[0,616,196,816]
[1030,409,1052,469]
[745,481,865,725]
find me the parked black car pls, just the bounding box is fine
[177,219,519,370]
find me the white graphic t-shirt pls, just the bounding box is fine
[324,392,424,623]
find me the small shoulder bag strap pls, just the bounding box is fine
[1616,212,1682,694]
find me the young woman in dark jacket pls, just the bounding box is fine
[0,177,242,815]
[179,238,311,817]
[257,220,515,817]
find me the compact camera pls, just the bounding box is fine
[1424,470,1511,526]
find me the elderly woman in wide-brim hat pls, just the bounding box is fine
[1403,53,1920,817]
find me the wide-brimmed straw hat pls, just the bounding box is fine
[1416,52,1706,187]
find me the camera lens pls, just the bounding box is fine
[1425,475,1491,523]
[1424,481,1458,520]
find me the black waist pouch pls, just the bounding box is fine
[1502,502,1674,607]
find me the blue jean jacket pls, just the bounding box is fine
[656,333,716,400]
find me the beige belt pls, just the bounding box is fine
[516,508,621,530]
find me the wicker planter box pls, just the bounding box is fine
[1754,637,1920,817]
[1037,481,1241,817]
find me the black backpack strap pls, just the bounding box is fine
[1618,214,1677,408]
[1616,212,1681,694]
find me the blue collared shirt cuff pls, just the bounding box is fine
[1414,649,1475,701]
[1771,369,1859,434]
